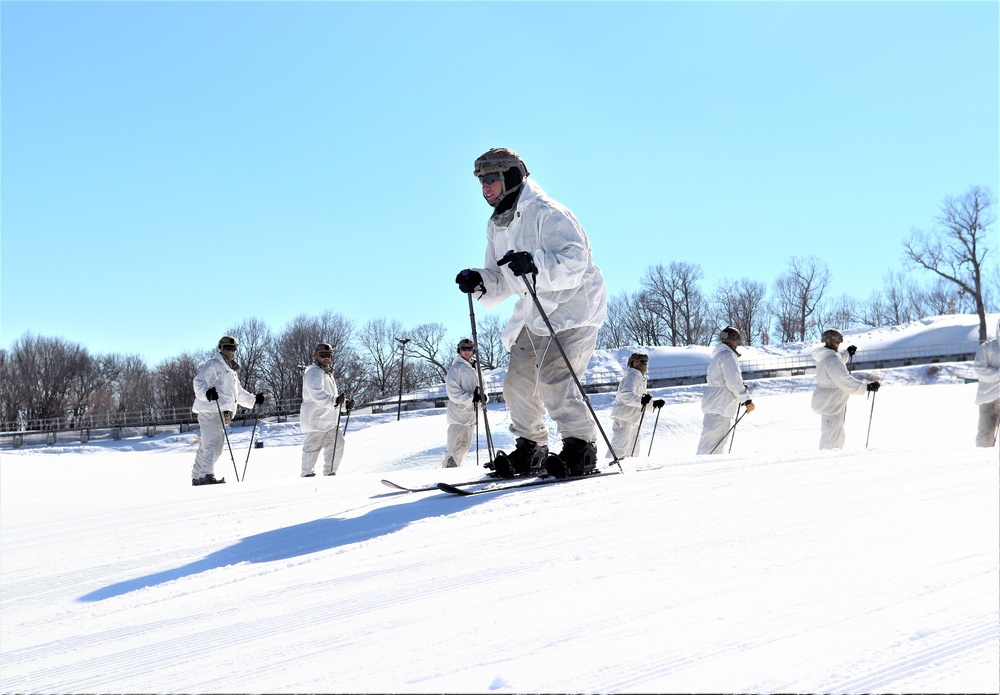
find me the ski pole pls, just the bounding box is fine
[330,403,344,473]
[240,402,260,482]
[865,390,877,450]
[728,402,743,454]
[708,408,746,455]
[513,272,622,472]
[215,399,240,482]
[630,402,648,457]
[474,392,481,467]
[647,400,664,456]
[467,293,497,464]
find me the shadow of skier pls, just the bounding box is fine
[78,492,484,602]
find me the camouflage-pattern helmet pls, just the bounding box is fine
[474,147,530,208]
[821,328,844,343]
[457,338,475,354]
[315,342,334,354]
[218,335,239,350]
[719,326,742,343]
[473,147,529,179]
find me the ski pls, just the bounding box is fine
[436,469,620,496]
[381,477,491,494]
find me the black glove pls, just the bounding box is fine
[346,398,355,411]
[205,387,219,401]
[867,382,880,392]
[497,250,537,277]
[473,387,483,404]
[336,393,346,406]
[255,392,265,405]
[846,345,857,357]
[640,393,652,406]
[456,269,484,293]
[653,399,665,409]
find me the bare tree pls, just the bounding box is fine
[819,294,858,333]
[226,317,273,394]
[904,186,996,341]
[0,348,13,422]
[880,270,924,326]
[154,352,207,411]
[108,353,156,415]
[712,278,769,346]
[770,256,831,342]
[67,353,117,421]
[357,318,405,399]
[641,262,711,346]
[599,289,663,348]
[406,322,450,383]
[4,334,90,423]
[473,314,508,370]
[920,277,973,316]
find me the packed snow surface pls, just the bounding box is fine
[2,315,998,693]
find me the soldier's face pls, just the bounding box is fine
[479,172,503,204]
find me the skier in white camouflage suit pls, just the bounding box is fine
[456,147,607,477]
[696,327,754,455]
[300,342,353,477]
[191,335,264,486]
[608,352,652,458]
[972,318,1000,447]
[441,338,487,468]
[811,328,879,450]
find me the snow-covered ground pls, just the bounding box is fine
[2,316,998,693]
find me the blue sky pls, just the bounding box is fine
[2,1,997,366]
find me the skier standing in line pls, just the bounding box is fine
[441,338,487,468]
[608,352,651,459]
[300,342,352,477]
[191,335,264,485]
[811,328,879,450]
[972,318,1000,447]
[456,147,608,477]
[696,326,754,455]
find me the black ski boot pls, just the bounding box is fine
[192,473,226,486]
[491,451,515,479]
[559,438,598,477]
[542,452,569,479]
[493,437,548,478]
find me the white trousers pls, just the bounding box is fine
[609,417,641,458]
[976,400,1000,447]
[193,411,228,479]
[503,326,599,446]
[696,413,734,455]
[819,410,848,450]
[301,428,345,476]
[442,423,475,467]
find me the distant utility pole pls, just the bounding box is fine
[395,337,410,421]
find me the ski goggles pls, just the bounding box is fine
[317,352,333,359]
[478,172,502,186]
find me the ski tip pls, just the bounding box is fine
[435,481,473,495]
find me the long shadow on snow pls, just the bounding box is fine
[78,491,489,602]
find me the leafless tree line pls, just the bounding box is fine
[2,187,996,426]
[0,311,510,425]
[599,186,999,348]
